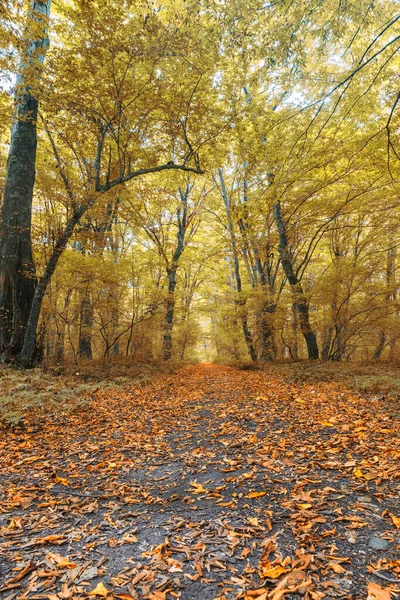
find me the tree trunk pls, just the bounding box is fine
[322,326,333,361]
[239,300,257,362]
[219,169,257,362]
[18,203,89,367]
[291,303,299,361]
[163,267,177,360]
[373,331,386,360]
[111,309,120,356]
[373,245,396,360]
[258,301,275,360]
[55,323,66,361]
[273,202,319,360]
[78,294,93,359]
[0,0,52,359]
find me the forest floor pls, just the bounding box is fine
[0,364,399,600]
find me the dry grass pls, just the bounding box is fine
[0,357,181,429]
[260,360,400,398]
[1,357,399,429]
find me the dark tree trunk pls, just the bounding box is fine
[273,202,319,360]
[163,268,177,361]
[161,184,192,361]
[78,295,93,359]
[19,203,88,367]
[373,331,386,360]
[0,0,51,359]
[293,285,319,359]
[239,301,257,362]
[257,301,275,361]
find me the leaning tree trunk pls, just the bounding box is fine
[273,202,319,360]
[19,203,88,367]
[0,0,52,359]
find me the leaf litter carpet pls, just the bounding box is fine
[0,364,399,600]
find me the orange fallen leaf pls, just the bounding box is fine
[47,553,76,568]
[389,512,400,528]
[149,592,167,600]
[367,582,391,600]
[88,582,109,597]
[260,564,289,579]
[247,491,267,498]
[269,570,309,600]
[55,475,69,486]
[189,481,207,493]
[353,468,364,478]
[245,589,268,600]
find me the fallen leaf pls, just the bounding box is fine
[389,512,400,528]
[260,564,289,579]
[247,491,267,498]
[88,582,109,597]
[367,582,391,600]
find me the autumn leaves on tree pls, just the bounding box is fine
[1,0,400,365]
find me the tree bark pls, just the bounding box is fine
[273,202,319,360]
[291,303,299,361]
[161,184,193,361]
[163,267,177,360]
[257,301,275,360]
[78,294,93,359]
[0,0,52,358]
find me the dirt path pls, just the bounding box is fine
[0,364,399,599]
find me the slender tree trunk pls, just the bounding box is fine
[373,244,396,360]
[111,311,120,355]
[19,203,88,367]
[0,0,52,358]
[273,202,319,360]
[55,322,66,361]
[110,277,120,356]
[163,267,177,360]
[291,303,299,361]
[373,331,386,360]
[78,294,93,359]
[55,294,70,361]
[219,169,257,362]
[258,301,275,360]
[322,326,333,360]
[322,297,337,360]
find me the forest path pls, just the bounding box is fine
[0,364,399,599]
